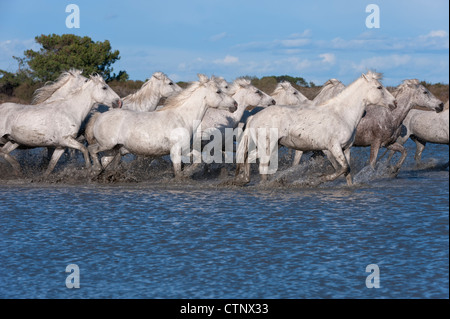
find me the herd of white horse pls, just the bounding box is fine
[0,69,448,185]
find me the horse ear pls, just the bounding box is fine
[198,74,209,84]
[280,81,290,89]
[362,73,370,82]
[153,72,164,80]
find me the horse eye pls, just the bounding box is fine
[169,82,174,85]
[216,90,222,94]
[102,86,107,90]
[377,86,382,90]
[255,90,261,94]
[293,91,298,95]
[224,86,229,89]
[423,91,428,94]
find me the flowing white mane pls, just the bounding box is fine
[271,81,293,96]
[393,79,420,97]
[123,72,168,105]
[31,69,84,104]
[228,78,251,94]
[160,80,204,111]
[318,71,383,107]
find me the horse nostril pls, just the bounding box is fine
[271,99,276,105]
[234,101,238,107]
[436,103,444,113]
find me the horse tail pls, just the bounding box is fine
[85,112,100,145]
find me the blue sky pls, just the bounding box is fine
[0,0,448,86]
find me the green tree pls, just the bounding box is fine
[20,33,128,82]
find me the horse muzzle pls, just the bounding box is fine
[389,100,398,111]
[113,99,123,109]
[435,103,444,113]
[229,101,238,113]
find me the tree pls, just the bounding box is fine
[19,34,128,82]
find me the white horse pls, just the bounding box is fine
[201,78,275,141]
[0,75,122,176]
[281,79,346,165]
[31,69,87,104]
[271,81,310,105]
[234,71,397,186]
[270,79,346,108]
[353,79,444,172]
[0,69,86,147]
[122,72,181,112]
[86,74,237,178]
[391,102,448,165]
[313,79,346,105]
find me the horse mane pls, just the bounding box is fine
[159,81,202,111]
[228,78,251,95]
[315,78,343,96]
[56,74,105,100]
[123,72,167,105]
[365,70,384,81]
[318,71,382,107]
[31,69,83,104]
[271,81,293,96]
[393,79,420,97]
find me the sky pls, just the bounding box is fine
[0,0,448,86]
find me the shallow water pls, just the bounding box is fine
[0,141,448,298]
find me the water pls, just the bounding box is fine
[0,141,448,299]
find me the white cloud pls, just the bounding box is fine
[351,54,412,72]
[280,38,311,47]
[319,53,336,64]
[214,55,239,65]
[426,30,448,38]
[209,32,228,42]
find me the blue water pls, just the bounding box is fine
[0,141,448,299]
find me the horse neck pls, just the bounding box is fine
[173,89,210,132]
[231,90,254,121]
[61,87,97,124]
[314,86,335,104]
[330,79,369,128]
[125,80,161,111]
[392,88,417,128]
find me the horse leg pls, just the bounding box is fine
[412,137,426,164]
[88,143,115,172]
[170,143,183,178]
[103,150,122,171]
[343,147,353,186]
[322,145,349,182]
[386,142,407,174]
[369,142,382,169]
[0,141,21,175]
[59,137,91,169]
[323,150,339,170]
[43,148,65,177]
[387,126,410,164]
[259,136,278,183]
[292,150,303,166]
[234,132,251,185]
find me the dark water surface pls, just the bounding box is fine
[0,141,448,298]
